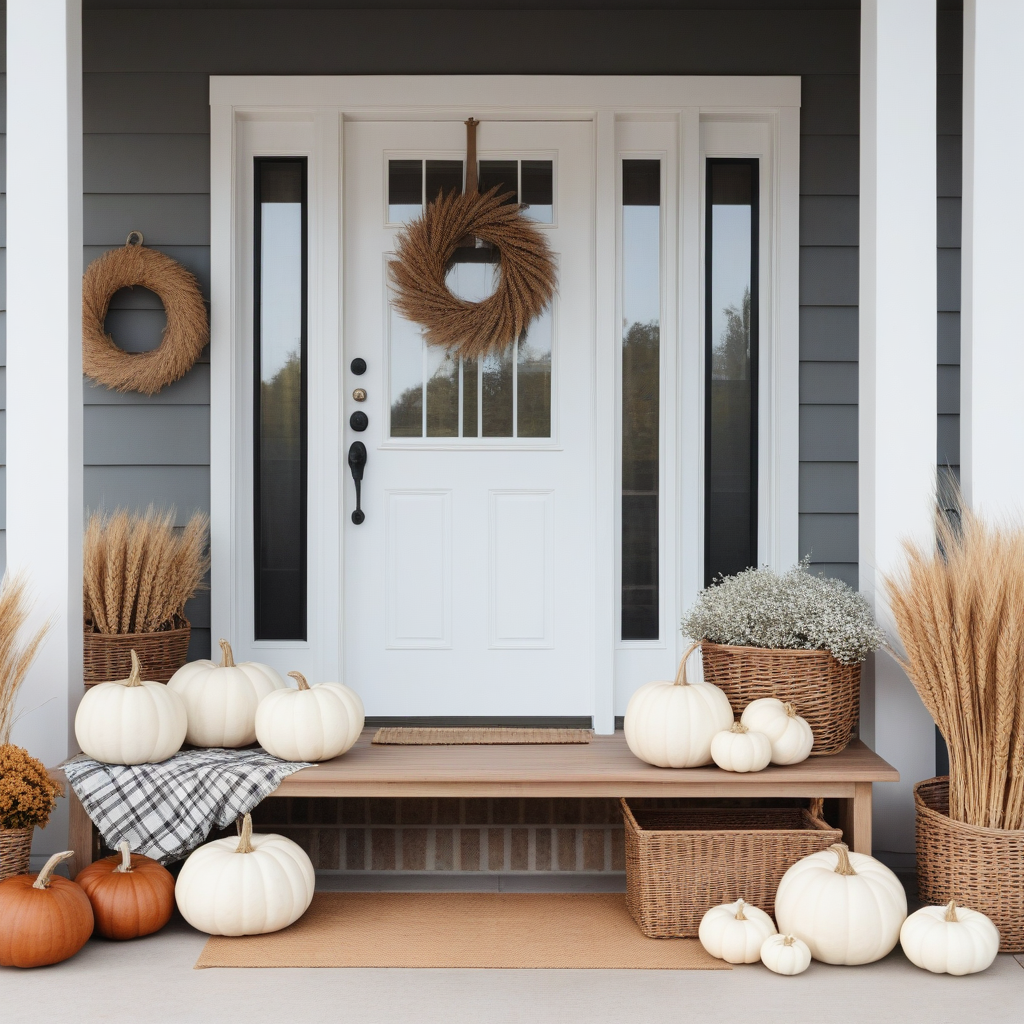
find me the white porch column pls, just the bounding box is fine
[859,0,938,857]
[961,2,1024,515]
[6,0,84,853]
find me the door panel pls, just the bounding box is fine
[343,120,594,717]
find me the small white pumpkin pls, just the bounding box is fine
[710,721,772,773]
[75,650,187,765]
[624,642,734,768]
[174,813,314,936]
[760,933,812,975]
[899,900,1000,975]
[740,698,814,765]
[255,670,365,762]
[698,898,777,964]
[775,842,907,965]
[167,638,286,748]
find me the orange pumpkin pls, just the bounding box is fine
[0,851,94,967]
[76,840,175,940]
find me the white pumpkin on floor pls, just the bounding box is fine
[740,698,814,765]
[175,813,314,935]
[167,638,286,748]
[899,901,1000,975]
[255,671,365,761]
[698,899,777,964]
[624,643,733,768]
[760,933,812,975]
[774,842,907,965]
[75,650,187,765]
[710,721,772,773]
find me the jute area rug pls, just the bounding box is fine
[195,892,728,970]
[372,727,592,745]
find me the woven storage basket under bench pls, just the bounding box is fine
[622,797,842,938]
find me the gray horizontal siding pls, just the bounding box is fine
[85,466,210,522]
[799,462,857,513]
[1,77,5,571]
[85,194,210,246]
[84,406,209,465]
[84,135,210,193]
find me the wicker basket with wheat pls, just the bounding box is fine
[886,502,1024,950]
[83,508,209,684]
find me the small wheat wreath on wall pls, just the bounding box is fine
[388,119,557,360]
[82,231,209,395]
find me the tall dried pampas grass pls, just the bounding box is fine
[885,503,1024,830]
[0,574,52,746]
[84,508,209,636]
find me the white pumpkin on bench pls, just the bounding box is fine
[167,638,285,748]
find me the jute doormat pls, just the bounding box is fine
[194,892,728,970]
[372,727,592,745]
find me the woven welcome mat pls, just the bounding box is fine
[195,892,727,970]
[372,727,592,745]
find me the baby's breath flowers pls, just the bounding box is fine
[681,560,886,665]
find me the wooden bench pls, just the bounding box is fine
[60,731,898,875]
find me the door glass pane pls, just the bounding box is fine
[482,347,514,437]
[521,160,553,223]
[255,158,307,641]
[390,300,423,437]
[462,358,479,437]
[517,306,552,437]
[426,346,459,437]
[478,159,518,203]
[388,159,422,223]
[426,159,463,202]
[621,159,661,641]
[706,159,758,584]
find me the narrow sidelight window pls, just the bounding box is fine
[705,159,758,585]
[621,159,661,641]
[254,158,307,640]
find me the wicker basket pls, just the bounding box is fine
[915,777,1024,953]
[622,798,842,937]
[699,642,860,756]
[0,827,34,880]
[83,617,191,685]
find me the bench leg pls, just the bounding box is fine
[838,783,873,855]
[68,789,96,876]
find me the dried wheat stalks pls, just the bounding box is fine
[884,503,1024,830]
[0,573,53,745]
[83,507,209,635]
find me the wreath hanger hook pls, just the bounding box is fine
[465,118,479,196]
[126,230,144,247]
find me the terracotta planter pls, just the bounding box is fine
[916,777,1024,952]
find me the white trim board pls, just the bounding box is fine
[209,76,801,730]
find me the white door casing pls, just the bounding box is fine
[209,77,801,732]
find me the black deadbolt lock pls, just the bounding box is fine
[350,357,367,375]
[350,411,369,432]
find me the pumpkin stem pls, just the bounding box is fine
[288,671,311,691]
[730,721,748,734]
[830,842,857,876]
[673,640,702,687]
[33,850,74,889]
[783,702,798,718]
[944,900,959,922]
[235,813,255,854]
[782,935,796,947]
[219,638,236,668]
[124,650,143,687]
[734,899,747,921]
[115,840,134,873]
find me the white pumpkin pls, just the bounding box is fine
[255,671,365,762]
[710,721,772,773]
[899,901,1000,975]
[624,644,733,768]
[174,813,314,936]
[167,638,286,748]
[740,698,814,765]
[760,933,812,975]
[774,842,907,965]
[75,650,187,765]
[698,899,777,964]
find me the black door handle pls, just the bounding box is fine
[348,441,367,524]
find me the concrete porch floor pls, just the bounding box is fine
[2,908,1022,1024]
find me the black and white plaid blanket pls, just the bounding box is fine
[62,748,313,864]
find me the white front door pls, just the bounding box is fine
[343,119,595,717]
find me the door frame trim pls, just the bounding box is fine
[210,76,801,731]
